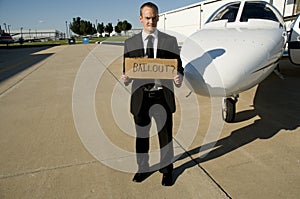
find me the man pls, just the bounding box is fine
[122,2,183,186]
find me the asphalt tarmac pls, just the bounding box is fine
[0,44,299,199]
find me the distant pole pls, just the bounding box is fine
[96,19,98,34]
[7,25,11,34]
[20,27,23,38]
[65,21,69,38]
[68,23,72,37]
[29,29,31,39]
[3,23,7,32]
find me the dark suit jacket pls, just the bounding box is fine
[123,31,183,116]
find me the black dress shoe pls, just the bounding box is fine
[161,173,173,186]
[132,172,150,183]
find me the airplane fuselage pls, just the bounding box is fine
[180,0,286,97]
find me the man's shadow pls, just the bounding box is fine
[172,61,300,183]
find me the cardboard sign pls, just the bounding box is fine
[125,58,177,79]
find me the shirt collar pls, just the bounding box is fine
[142,29,158,41]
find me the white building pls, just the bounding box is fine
[10,29,64,41]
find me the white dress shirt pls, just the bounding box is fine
[142,30,163,90]
[142,30,158,58]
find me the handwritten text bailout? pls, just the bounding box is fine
[132,63,176,73]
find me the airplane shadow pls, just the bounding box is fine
[184,48,226,96]
[0,46,55,82]
[172,60,300,184]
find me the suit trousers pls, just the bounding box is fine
[133,90,174,174]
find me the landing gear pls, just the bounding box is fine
[274,64,285,80]
[222,96,238,123]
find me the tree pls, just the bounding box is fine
[97,22,105,36]
[70,17,96,36]
[114,20,132,35]
[86,21,96,35]
[122,20,132,33]
[70,17,81,35]
[114,21,123,34]
[105,23,114,36]
[114,25,121,34]
[79,20,87,35]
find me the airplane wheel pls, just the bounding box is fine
[222,98,236,123]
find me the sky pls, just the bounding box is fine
[0,0,204,33]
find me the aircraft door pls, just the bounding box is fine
[288,14,300,65]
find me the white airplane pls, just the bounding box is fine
[288,13,300,66]
[180,0,298,122]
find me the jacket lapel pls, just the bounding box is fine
[157,31,165,56]
[137,32,145,57]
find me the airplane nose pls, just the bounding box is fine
[182,47,227,96]
[181,33,230,96]
[181,28,284,97]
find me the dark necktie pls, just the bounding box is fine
[144,35,155,90]
[146,35,154,58]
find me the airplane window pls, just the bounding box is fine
[240,2,278,22]
[207,2,241,23]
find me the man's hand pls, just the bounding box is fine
[122,73,131,86]
[174,74,183,87]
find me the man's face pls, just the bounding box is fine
[139,6,159,34]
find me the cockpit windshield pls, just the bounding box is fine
[206,1,281,24]
[208,2,241,23]
[240,2,279,22]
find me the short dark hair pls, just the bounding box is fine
[140,2,159,16]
